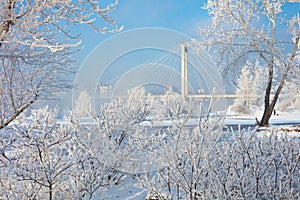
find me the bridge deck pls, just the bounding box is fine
[98,94,246,99]
[186,94,244,98]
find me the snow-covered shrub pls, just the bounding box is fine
[154,91,195,125]
[31,106,58,129]
[276,81,300,112]
[98,86,154,147]
[74,90,94,118]
[0,105,128,199]
[135,96,300,199]
[136,97,225,199]
[228,100,252,115]
[293,98,300,111]
[229,61,270,115]
[146,191,167,200]
[1,86,299,199]
[70,123,127,199]
[208,129,300,199]
[228,65,256,115]
[137,126,300,199]
[0,107,80,199]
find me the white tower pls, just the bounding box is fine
[181,42,188,97]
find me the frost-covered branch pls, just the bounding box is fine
[0,0,122,49]
[200,0,300,126]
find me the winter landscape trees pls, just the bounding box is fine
[229,62,300,115]
[201,0,300,126]
[1,87,300,199]
[0,0,121,129]
[1,0,300,199]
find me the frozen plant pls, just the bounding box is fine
[136,97,225,199]
[0,107,79,199]
[200,0,300,126]
[229,64,255,115]
[0,0,121,129]
[135,96,300,199]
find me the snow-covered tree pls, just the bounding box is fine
[0,43,73,129]
[155,91,194,123]
[135,96,300,199]
[206,128,300,199]
[276,81,300,112]
[98,87,154,147]
[0,104,132,199]
[67,118,127,199]
[0,0,121,50]
[201,0,300,126]
[252,60,268,107]
[70,86,158,197]
[135,97,224,199]
[229,60,268,114]
[74,90,94,118]
[229,65,255,114]
[0,0,121,130]
[1,87,300,199]
[0,107,80,199]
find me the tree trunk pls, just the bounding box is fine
[258,72,287,127]
[257,63,274,127]
[258,106,272,127]
[49,184,53,200]
[0,0,15,46]
[257,31,299,127]
[258,65,293,127]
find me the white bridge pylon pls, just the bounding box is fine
[180,42,241,99]
[181,42,188,97]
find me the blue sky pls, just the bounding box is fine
[77,0,209,61]
[74,0,300,87]
[77,0,299,67]
[114,0,209,35]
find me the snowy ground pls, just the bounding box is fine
[104,176,147,200]
[225,111,300,126]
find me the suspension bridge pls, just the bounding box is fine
[97,42,239,99]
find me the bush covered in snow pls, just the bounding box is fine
[0,87,299,199]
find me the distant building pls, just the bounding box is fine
[98,83,112,96]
